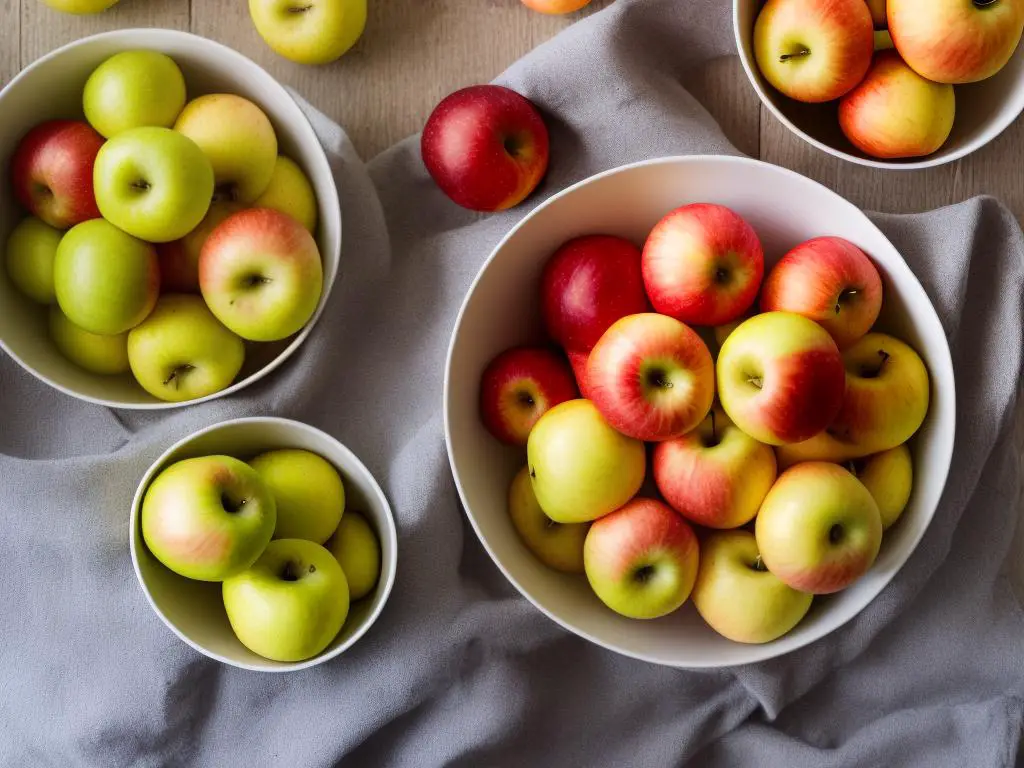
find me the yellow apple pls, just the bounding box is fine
[42,0,118,13]
[254,156,318,233]
[250,449,345,545]
[507,465,588,573]
[49,305,130,376]
[327,511,381,600]
[851,444,913,529]
[248,0,367,66]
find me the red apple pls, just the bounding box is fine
[587,313,715,442]
[642,203,764,326]
[541,235,648,352]
[761,236,883,348]
[421,85,549,212]
[521,0,592,13]
[479,346,578,445]
[10,120,104,229]
[567,349,593,399]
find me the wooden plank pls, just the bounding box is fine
[0,0,19,87]
[690,56,760,159]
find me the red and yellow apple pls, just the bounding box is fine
[508,465,589,573]
[521,0,592,13]
[775,428,865,469]
[567,349,594,399]
[850,443,913,530]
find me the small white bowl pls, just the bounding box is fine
[733,0,1024,169]
[444,155,955,668]
[130,417,397,672]
[0,29,341,408]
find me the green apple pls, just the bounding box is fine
[248,0,367,65]
[54,219,158,335]
[756,462,882,594]
[527,399,645,524]
[223,539,349,662]
[141,455,276,582]
[249,449,345,544]
[127,294,245,402]
[507,465,588,573]
[327,511,381,600]
[157,200,243,293]
[5,216,61,304]
[94,126,214,243]
[692,530,813,644]
[49,306,130,375]
[174,94,278,203]
[41,0,118,12]
[584,497,699,620]
[254,155,318,233]
[83,51,187,138]
[850,444,913,530]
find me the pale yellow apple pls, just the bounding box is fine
[49,305,130,376]
[254,156,318,233]
[775,429,866,470]
[248,0,367,66]
[327,511,381,600]
[852,444,913,529]
[249,449,345,544]
[42,0,118,13]
[507,465,588,573]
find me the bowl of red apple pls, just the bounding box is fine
[444,155,955,667]
[0,29,341,408]
[734,0,1024,167]
[130,417,397,671]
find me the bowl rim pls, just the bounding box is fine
[442,153,956,668]
[128,416,398,672]
[730,0,1024,170]
[0,28,342,410]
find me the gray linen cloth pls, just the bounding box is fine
[2,0,1024,765]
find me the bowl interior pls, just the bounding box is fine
[130,418,397,672]
[733,0,1024,169]
[445,155,955,667]
[0,29,341,408]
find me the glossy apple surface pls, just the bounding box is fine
[11,120,103,229]
[421,85,549,212]
[249,0,367,65]
[223,539,348,662]
[250,449,346,545]
[521,0,592,12]
[527,399,645,524]
[5,216,61,304]
[49,306,130,376]
[479,346,578,445]
[587,313,715,441]
[141,455,276,582]
[756,462,882,594]
[584,497,699,620]
[775,428,865,469]
[642,203,764,326]
[761,236,883,348]
[254,156,318,233]
[567,349,594,399]
[692,530,813,644]
[507,465,588,573]
[326,511,381,599]
[157,201,243,293]
[851,443,913,530]
[83,50,187,138]
[41,0,118,12]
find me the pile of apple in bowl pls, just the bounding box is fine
[446,156,955,667]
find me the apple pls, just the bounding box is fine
[642,203,764,326]
[479,346,578,445]
[829,332,930,453]
[850,444,913,530]
[127,294,245,402]
[53,219,158,335]
[584,497,699,620]
[41,0,118,11]
[49,306,130,376]
[254,156,318,233]
[10,120,103,230]
[691,530,813,644]
[527,399,645,524]
[93,126,214,243]
[587,313,715,442]
[326,511,381,600]
[867,0,887,27]
[507,465,589,573]
[156,201,244,293]
[83,50,187,138]
[888,0,1024,84]
[756,462,882,594]
[199,208,323,342]
[716,312,846,445]
[713,313,752,352]
[174,94,278,203]
[521,0,592,12]
[223,539,348,662]
[249,0,367,65]
[541,235,648,352]
[5,216,61,304]
[839,51,955,160]
[754,0,874,103]
[249,449,345,545]
[653,409,777,529]
[761,236,883,348]
[421,85,549,212]
[775,428,865,469]
[141,454,276,582]
[567,349,594,399]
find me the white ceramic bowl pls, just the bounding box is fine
[444,155,956,668]
[734,0,1024,169]
[0,29,341,408]
[130,417,397,672]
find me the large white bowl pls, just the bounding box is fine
[444,155,956,668]
[0,29,341,408]
[130,417,398,672]
[734,0,1024,169]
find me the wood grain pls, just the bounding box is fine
[0,0,19,88]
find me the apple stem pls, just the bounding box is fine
[751,556,767,572]
[280,562,301,581]
[835,289,859,314]
[287,4,314,12]
[779,48,811,62]
[859,350,891,378]
[163,363,195,388]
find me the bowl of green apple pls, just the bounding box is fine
[130,417,397,671]
[0,29,341,408]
